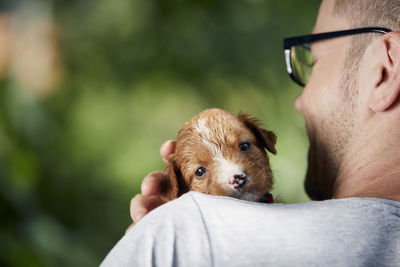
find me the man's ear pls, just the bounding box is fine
[238,111,277,155]
[160,154,180,202]
[369,32,400,112]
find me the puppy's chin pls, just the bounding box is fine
[233,190,260,202]
[215,183,262,202]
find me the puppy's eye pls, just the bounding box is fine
[239,143,251,152]
[195,167,207,178]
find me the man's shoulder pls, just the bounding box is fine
[181,191,400,218]
[102,193,400,267]
[161,191,400,221]
[184,192,400,266]
[160,192,400,241]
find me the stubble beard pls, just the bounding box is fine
[305,56,359,200]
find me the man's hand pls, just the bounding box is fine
[126,140,176,233]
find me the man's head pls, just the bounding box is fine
[295,0,400,200]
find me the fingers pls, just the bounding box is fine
[130,194,164,224]
[126,194,164,233]
[126,140,176,233]
[160,140,176,163]
[142,140,175,196]
[141,172,166,196]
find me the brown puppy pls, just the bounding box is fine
[160,108,276,203]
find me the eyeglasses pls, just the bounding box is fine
[283,27,392,87]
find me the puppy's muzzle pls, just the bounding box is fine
[231,173,247,190]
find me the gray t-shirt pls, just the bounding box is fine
[101,192,400,267]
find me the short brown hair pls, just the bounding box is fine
[334,0,400,60]
[333,0,400,101]
[334,0,400,31]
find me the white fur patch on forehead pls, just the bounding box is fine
[194,118,222,157]
[194,118,211,138]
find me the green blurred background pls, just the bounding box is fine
[0,0,321,266]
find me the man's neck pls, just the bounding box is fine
[334,147,400,202]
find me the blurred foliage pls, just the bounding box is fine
[0,0,321,266]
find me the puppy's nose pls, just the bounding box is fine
[231,173,247,189]
[233,173,246,180]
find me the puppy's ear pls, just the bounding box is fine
[161,154,180,202]
[238,111,277,155]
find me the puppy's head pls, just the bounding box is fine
[161,108,276,202]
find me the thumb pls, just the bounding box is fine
[160,140,176,163]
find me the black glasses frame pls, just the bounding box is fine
[283,27,392,87]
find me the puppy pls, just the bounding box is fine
[161,108,276,203]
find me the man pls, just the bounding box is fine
[102,1,400,266]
